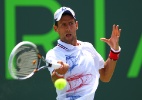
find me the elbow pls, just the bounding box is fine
[99,68,113,83]
[100,77,111,83]
[101,79,110,83]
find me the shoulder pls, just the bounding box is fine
[79,40,102,57]
[46,46,60,55]
[78,40,96,50]
[46,46,66,58]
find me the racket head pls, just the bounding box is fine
[8,41,39,80]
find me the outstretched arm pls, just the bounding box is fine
[99,24,121,82]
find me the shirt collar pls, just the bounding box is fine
[57,39,81,51]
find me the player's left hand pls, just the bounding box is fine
[100,24,121,50]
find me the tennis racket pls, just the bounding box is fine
[8,41,61,80]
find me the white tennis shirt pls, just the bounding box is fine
[46,40,104,100]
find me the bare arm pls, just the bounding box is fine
[99,58,117,82]
[99,24,121,82]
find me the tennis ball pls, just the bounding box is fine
[54,78,67,90]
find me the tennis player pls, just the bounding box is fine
[46,6,121,100]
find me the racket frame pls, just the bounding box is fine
[8,41,39,80]
[8,41,60,80]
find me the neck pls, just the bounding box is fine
[61,39,78,46]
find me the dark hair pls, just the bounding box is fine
[54,21,58,26]
[54,12,76,26]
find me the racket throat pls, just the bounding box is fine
[48,63,52,67]
[37,53,42,59]
[33,68,38,72]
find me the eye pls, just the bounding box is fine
[62,23,66,27]
[69,22,73,25]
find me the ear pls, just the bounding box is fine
[53,25,58,32]
[76,21,78,30]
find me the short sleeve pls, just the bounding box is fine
[46,50,55,75]
[84,42,104,70]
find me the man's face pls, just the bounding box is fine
[54,15,78,44]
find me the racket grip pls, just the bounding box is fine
[51,61,61,69]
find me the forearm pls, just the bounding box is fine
[51,72,58,83]
[100,58,117,82]
[51,71,64,83]
[100,47,121,82]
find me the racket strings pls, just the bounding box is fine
[12,45,39,78]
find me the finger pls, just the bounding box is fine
[116,25,120,36]
[57,61,64,68]
[115,27,121,37]
[114,24,117,36]
[100,38,109,43]
[116,25,119,34]
[112,24,116,37]
[118,29,121,37]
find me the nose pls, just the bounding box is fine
[66,24,70,31]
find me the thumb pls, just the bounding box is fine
[100,38,109,43]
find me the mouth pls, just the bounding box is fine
[66,34,72,37]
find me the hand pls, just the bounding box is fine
[100,24,121,50]
[55,61,69,75]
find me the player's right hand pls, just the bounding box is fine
[55,61,69,75]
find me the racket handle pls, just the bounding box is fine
[51,61,61,69]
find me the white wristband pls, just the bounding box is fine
[111,46,121,53]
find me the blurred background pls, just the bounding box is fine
[0,0,142,100]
